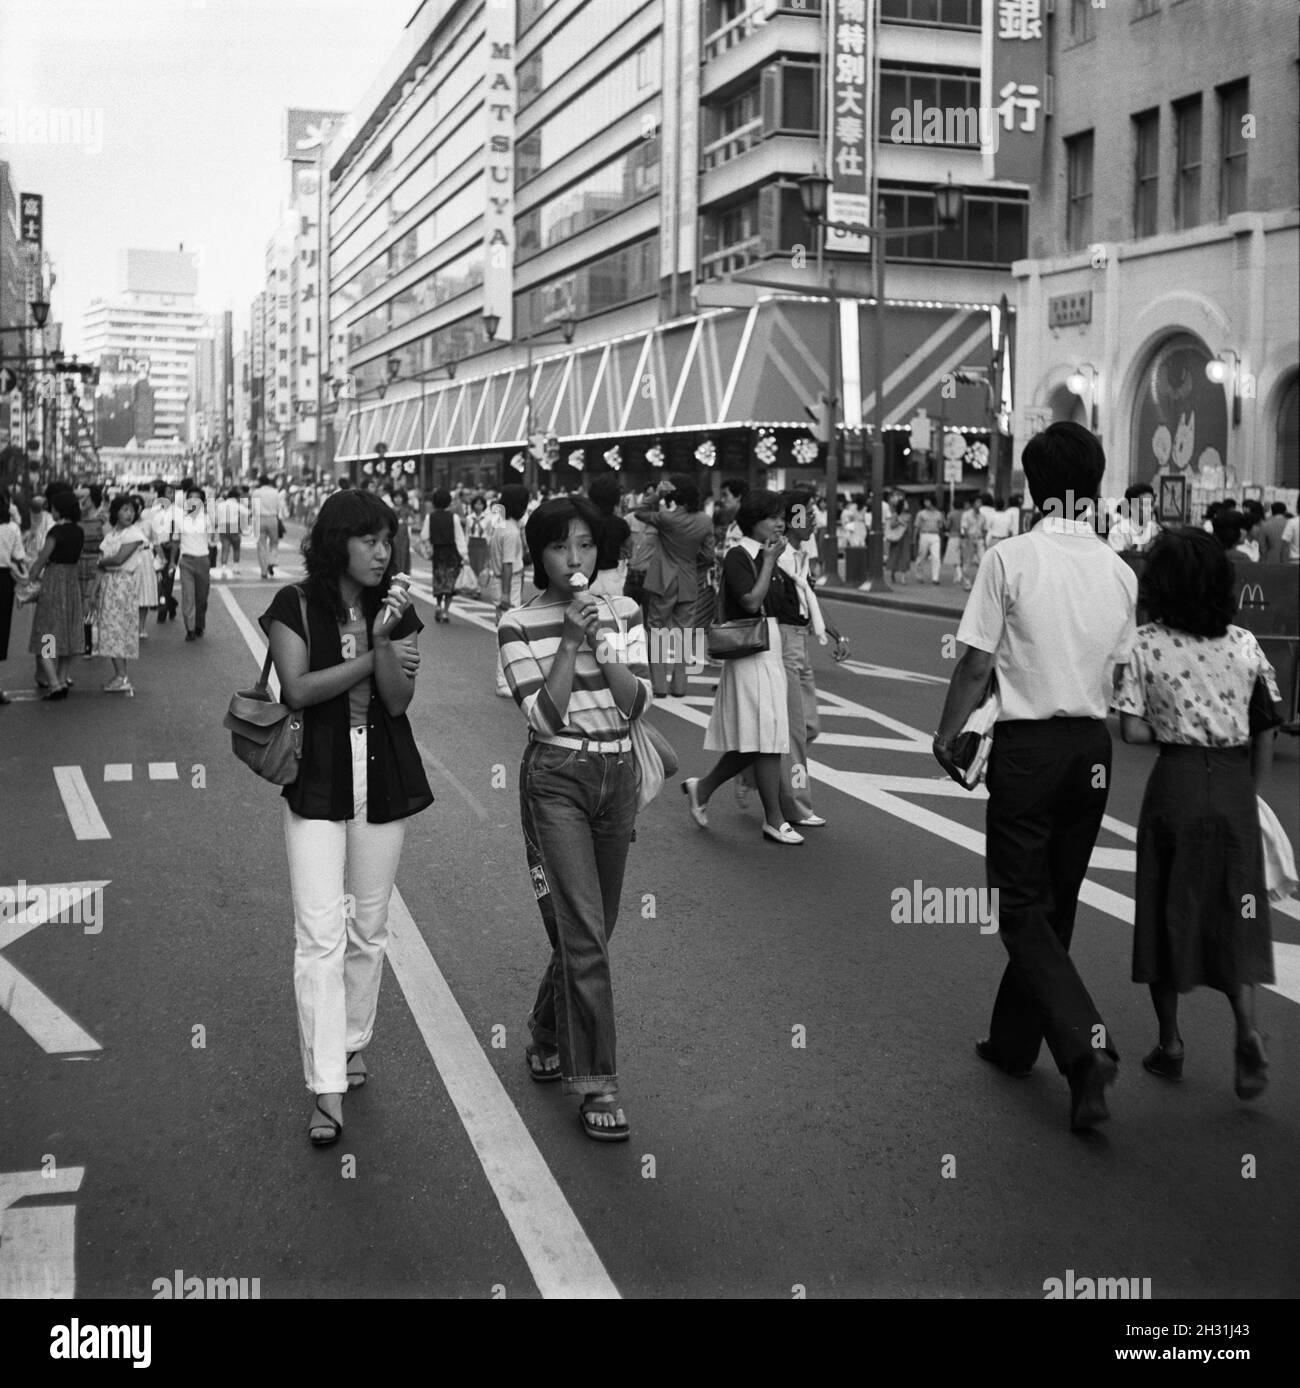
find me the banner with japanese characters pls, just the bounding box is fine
[826,0,874,254]
[20,192,42,248]
[982,0,1046,183]
[483,0,517,341]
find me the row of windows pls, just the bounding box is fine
[346,245,485,354]
[333,174,483,318]
[880,0,982,27]
[1065,79,1249,249]
[514,233,660,339]
[516,35,661,188]
[1069,0,1197,44]
[352,312,491,393]
[518,0,648,113]
[517,139,659,259]
[880,66,982,147]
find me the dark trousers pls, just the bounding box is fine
[0,567,13,660]
[984,717,1118,1076]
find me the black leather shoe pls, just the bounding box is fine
[185,631,196,642]
[1141,1043,1184,1082]
[975,1038,1032,1078]
[1069,1053,1118,1132]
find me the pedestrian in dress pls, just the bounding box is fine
[78,484,107,656]
[420,488,468,624]
[465,494,493,581]
[1115,528,1281,1099]
[886,496,912,584]
[498,494,651,1141]
[134,493,160,637]
[261,489,429,1147]
[934,422,1137,1133]
[27,489,84,700]
[92,493,147,694]
[0,486,28,704]
[681,490,802,845]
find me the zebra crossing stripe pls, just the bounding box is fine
[52,768,111,840]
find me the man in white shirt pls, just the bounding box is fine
[177,486,217,639]
[1106,482,1160,553]
[934,422,1137,1133]
[253,473,286,579]
[1282,512,1300,562]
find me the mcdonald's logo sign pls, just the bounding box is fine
[1237,583,1269,612]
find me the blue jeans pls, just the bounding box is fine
[519,740,637,1096]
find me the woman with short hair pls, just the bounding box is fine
[261,490,429,1147]
[498,493,651,1141]
[420,487,468,624]
[93,492,147,693]
[682,490,801,844]
[27,489,84,699]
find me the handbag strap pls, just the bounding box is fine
[258,586,310,696]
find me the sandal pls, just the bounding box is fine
[525,1042,562,1083]
[1235,1032,1269,1101]
[309,1097,342,1147]
[347,1051,367,1090]
[579,1094,630,1143]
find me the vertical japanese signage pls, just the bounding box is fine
[20,193,42,248]
[826,0,873,254]
[483,0,516,341]
[982,0,1047,183]
[251,294,265,378]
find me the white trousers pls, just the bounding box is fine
[914,532,941,582]
[284,726,406,1093]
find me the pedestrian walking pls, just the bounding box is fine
[134,492,160,636]
[260,489,429,1147]
[1257,502,1292,563]
[633,474,715,698]
[984,494,1017,549]
[886,496,912,584]
[498,493,650,1141]
[912,496,945,584]
[465,494,493,580]
[22,493,52,566]
[420,488,468,623]
[1115,528,1281,1099]
[681,490,800,844]
[149,481,180,623]
[27,489,84,700]
[77,484,107,656]
[1107,483,1160,554]
[0,486,27,704]
[177,485,216,640]
[934,422,1137,1133]
[489,484,530,695]
[253,473,285,578]
[958,493,986,589]
[586,474,630,601]
[92,492,147,693]
[622,485,659,626]
[942,501,963,582]
[389,488,414,575]
[216,486,243,578]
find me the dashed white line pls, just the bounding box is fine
[147,762,179,781]
[103,764,133,782]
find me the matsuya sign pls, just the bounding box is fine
[483,0,516,341]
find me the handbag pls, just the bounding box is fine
[1257,796,1298,903]
[16,578,41,605]
[277,517,286,539]
[1248,673,1283,736]
[707,616,769,662]
[937,671,1000,791]
[223,589,309,785]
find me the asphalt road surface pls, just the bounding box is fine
[2,545,1297,1302]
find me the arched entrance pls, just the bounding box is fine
[1129,332,1228,487]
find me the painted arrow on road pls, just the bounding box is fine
[0,882,107,1053]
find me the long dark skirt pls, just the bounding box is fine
[1132,744,1273,993]
[0,566,13,659]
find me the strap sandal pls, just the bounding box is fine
[309,1098,342,1147]
[579,1094,630,1143]
[525,1042,562,1083]
[1234,1032,1268,1101]
[346,1051,367,1090]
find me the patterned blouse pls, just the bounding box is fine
[1114,623,1282,747]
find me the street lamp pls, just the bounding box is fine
[30,295,49,329]
[1206,351,1242,426]
[1066,363,1099,431]
[484,312,576,485]
[797,173,963,589]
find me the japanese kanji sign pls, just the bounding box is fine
[982,0,1046,183]
[20,193,42,248]
[482,0,517,342]
[826,0,874,254]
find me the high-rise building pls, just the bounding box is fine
[82,249,207,442]
[1012,0,1298,503]
[326,0,1025,498]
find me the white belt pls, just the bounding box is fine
[533,733,631,753]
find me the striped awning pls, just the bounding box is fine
[336,297,1002,461]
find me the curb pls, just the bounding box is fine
[815,585,969,620]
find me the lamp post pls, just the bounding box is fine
[1066,362,1099,432]
[798,173,964,589]
[483,312,576,487]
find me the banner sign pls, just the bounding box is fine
[482,0,517,341]
[283,110,343,164]
[20,192,42,247]
[982,0,1047,183]
[826,0,874,254]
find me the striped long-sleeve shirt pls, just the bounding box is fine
[498,594,652,740]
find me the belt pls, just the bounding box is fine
[531,732,632,753]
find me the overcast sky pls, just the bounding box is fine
[0,0,417,354]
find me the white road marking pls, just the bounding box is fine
[225,583,616,1298]
[0,881,107,1054]
[1268,943,1300,1003]
[52,767,110,840]
[837,659,948,685]
[103,764,132,782]
[147,762,179,780]
[1274,896,1300,922]
[384,891,619,1299]
[215,585,281,699]
[0,1165,86,1298]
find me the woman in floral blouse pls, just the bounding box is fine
[1115,527,1282,1102]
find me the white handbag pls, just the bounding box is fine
[1257,796,1298,903]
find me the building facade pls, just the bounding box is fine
[1012,0,1299,515]
[328,0,1028,498]
[82,249,207,443]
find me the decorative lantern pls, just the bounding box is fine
[509,452,527,473]
[404,459,416,474]
[362,461,374,475]
[694,439,716,468]
[754,428,777,466]
[792,436,819,466]
[964,440,990,470]
[570,448,588,471]
[645,444,664,468]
